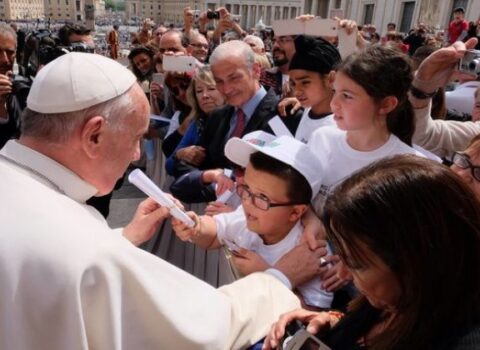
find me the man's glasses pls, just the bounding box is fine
[159,47,182,54]
[236,184,303,211]
[272,36,295,44]
[452,152,480,181]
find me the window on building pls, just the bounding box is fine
[335,0,341,8]
[399,1,415,33]
[76,14,81,20]
[76,0,80,11]
[158,4,160,9]
[363,3,374,25]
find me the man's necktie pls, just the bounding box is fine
[231,109,246,138]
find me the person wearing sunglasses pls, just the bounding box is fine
[172,131,332,311]
[451,134,480,199]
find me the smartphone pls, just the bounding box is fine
[272,18,337,37]
[163,55,196,72]
[281,320,331,350]
[282,330,331,350]
[152,72,164,85]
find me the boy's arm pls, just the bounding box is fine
[300,207,326,249]
[172,212,222,249]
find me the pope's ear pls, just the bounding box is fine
[81,116,107,158]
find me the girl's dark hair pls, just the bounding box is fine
[249,152,311,204]
[323,154,480,349]
[337,45,415,145]
[128,46,155,81]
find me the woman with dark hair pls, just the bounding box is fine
[160,72,193,157]
[127,46,155,89]
[264,154,480,349]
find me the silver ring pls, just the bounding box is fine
[319,257,328,267]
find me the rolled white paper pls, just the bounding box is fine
[128,169,195,227]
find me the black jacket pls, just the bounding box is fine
[170,89,279,203]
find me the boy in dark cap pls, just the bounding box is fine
[272,35,341,143]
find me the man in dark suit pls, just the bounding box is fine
[170,40,279,202]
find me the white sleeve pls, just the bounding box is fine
[214,206,245,245]
[412,101,480,158]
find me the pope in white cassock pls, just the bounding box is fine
[0,52,327,349]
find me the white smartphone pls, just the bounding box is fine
[163,55,196,72]
[337,27,357,59]
[272,18,337,37]
[305,18,337,37]
[272,19,305,36]
[152,72,164,85]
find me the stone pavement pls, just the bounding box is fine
[107,171,146,229]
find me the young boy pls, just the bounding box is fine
[172,131,333,309]
[270,35,341,144]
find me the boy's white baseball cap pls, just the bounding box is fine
[224,131,323,200]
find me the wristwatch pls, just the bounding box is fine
[409,85,437,99]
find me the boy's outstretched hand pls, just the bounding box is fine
[172,211,199,242]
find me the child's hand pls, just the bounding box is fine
[205,201,234,216]
[320,255,352,292]
[277,97,301,117]
[214,173,235,196]
[231,248,270,275]
[172,211,198,242]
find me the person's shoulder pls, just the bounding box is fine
[309,125,342,144]
[451,324,480,350]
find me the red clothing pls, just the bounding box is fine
[448,20,469,44]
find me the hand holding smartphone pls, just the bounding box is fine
[280,320,331,350]
[152,72,164,85]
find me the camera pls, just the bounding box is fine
[458,49,480,77]
[192,9,201,21]
[9,74,31,97]
[280,320,331,350]
[207,11,220,20]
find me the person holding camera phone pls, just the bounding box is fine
[0,23,27,149]
[411,37,480,158]
[264,155,480,350]
[211,7,247,45]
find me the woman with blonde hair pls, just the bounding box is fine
[165,65,225,178]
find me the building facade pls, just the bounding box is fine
[0,0,103,22]
[125,0,303,28]
[0,0,44,21]
[306,0,480,35]
[124,0,480,35]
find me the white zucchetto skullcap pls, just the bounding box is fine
[27,52,136,113]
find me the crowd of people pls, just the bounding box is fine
[1,5,480,349]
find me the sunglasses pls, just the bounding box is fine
[452,152,480,182]
[170,82,190,96]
